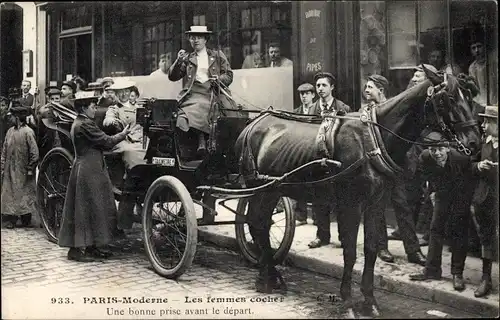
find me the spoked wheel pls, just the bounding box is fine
[36,148,74,243]
[142,176,197,279]
[235,197,295,265]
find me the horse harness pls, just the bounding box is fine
[236,84,476,187]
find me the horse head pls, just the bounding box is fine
[422,65,482,155]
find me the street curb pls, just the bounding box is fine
[198,229,499,317]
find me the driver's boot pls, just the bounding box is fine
[197,133,207,155]
[117,201,135,231]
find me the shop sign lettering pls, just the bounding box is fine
[305,9,321,19]
[306,62,322,72]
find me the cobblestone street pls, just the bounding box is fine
[1,226,485,319]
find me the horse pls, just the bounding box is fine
[234,66,481,318]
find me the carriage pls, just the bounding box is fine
[35,78,296,278]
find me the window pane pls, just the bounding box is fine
[159,22,165,40]
[251,7,261,27]
[241,9,251,28]
[359,1,387,99]
[387,1,417,68]
[419,1,449,72]
[61,6,92,30]
[166,22,174,39]
[261,6,271,26]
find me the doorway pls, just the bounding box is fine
[0,3,23,96]
[60,33,92,82]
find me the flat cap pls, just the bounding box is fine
[424,131,444,141]
[9,101,31,116]
[367,74,389,90]
[297,83,315,92]
[314,72,336,85]
[414,64,438,74]
[47,87,61,97]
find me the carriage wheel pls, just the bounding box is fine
[36,148,74,243]
[142,176,197,279]
[235,197,295,265]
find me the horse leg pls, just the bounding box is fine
[337,192,362,318]
[361,189,388,317]
[247,193,281,293]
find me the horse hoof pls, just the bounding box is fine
[343,308,356,319]
[363,303,380,318]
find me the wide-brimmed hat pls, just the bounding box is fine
[314,72,336,85]
[61,80,76,92]
[297,83,315,93]
[185,25,212,35]
[478,105,498,119]
[107,79,136,91]
[74,90,99,110]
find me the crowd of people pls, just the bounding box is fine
[1,25,497,299]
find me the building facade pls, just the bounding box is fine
[13,1,499,109]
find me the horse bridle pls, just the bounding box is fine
[424,81,478,156]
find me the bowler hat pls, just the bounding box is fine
[297,83,315,93]
[478,105,498,119]
[367,74,389,90]
[185,25,212,35]
[314,72,336,85]
[61,80,76,92]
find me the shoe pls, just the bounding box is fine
[474,277,492,298]
[419,238,429,246]
[4,221,15,229]
[388,228,401,240]
[296,220,307,226]
[453,275,465,291]
[67,248,97,262]
[308,238,329,248]
[20,214,32,227]
[407,251,426,266]
[409,272,442,281]
[87,246,113,259]
[112,229,127,239]
[378,249,395,263]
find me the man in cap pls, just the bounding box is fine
[1,101,39,229]
[363,74,389,109]
[308,71,350,249]
[294,83,316,115]
[292,83,317,226]
[45,86,62,104]
[470,105,498,298]
[36,86,62,160]
[150,53,170,78]
[409,131,476,292]
[168,25,233,155]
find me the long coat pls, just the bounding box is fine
[58,115,126,248]
[168,48,234,133]
[1,124,39,216]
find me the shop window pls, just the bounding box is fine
[238,2,292,70]
[387,1,417,69]
[359,1,387,100]
[143,21,181,75]
[60,6,92,31]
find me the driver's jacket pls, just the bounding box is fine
[104,102,143,143]
[167,48,233,102]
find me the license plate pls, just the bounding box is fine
[152,157,175,167]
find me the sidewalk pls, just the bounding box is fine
[197,200,499,318]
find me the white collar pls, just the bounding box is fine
[196,47,208,57]
[320,97,334,110]
[486,135,498,149]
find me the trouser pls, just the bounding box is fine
[293,200,308,222]
[312,202,334,242]
[471,194,499,261]
[425,192,470,276]
[378,176,421,254]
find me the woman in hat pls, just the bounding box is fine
[58,94,131,261]
[168,25,233,155]
[1,102,39,229]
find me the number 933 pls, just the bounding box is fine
[51,297,72,304]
